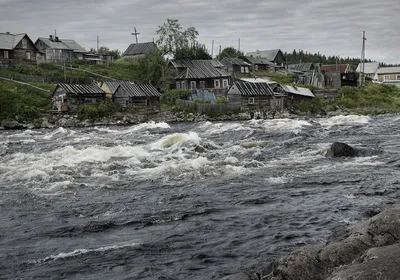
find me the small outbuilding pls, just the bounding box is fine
[52,83,106,112]
[227,80,275,109]
[113,83,161,110]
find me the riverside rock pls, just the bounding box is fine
[219,273,250,280]
[325,142,357,157]
[1,120,23,129]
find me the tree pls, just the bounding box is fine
[216,47,244,60]
[156,18,199,57]
[174,43,211,60]
[97,46,121,60]
[132,50,170,89]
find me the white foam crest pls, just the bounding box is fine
[311,156,384,173]
[43,127,68,140]
[94,126,121,133]
[318,115,371,129]
[199,122,253,136]
[150,132,201,150]
[31,242,137,264]
[7,129,42,138]
[124,121,170,133]
[265,176,291,184]
[344,193,357,199]
[252,118,313,134]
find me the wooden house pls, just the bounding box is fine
[170,59,231,97]
[227,79,276,110]
[35,36,88,62]
[242,56,277,72]
[245,49,286,67]
[375,67,400,84]
[322,64,354,88]
[98,80,133,99]
[52,83,106,112]
[113,83,161,110]
[0,32,43,67]
[356,62,379,79]
[220,57,251,76]
[122,42,157,59]
[270,83,314,108]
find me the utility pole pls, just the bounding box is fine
[131,27,140,44]
[219,45,222,57]
[97,36,99,52]
[360,31,367,87]
[211,40,214,58]
[238,38,241,53]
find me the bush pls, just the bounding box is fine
[161,89,191,105]
[77,101,121,120]
[215,97,228,104]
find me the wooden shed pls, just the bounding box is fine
[227,80,275,110]
[113,83,161,110]
[52,83,106,112]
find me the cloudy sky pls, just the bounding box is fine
[1,0,399,63]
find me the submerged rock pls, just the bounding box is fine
[325,142,357,157]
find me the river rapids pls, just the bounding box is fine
[1,115,400,279]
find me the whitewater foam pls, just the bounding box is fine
[318,115,371,129]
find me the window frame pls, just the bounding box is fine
[190,81,196,90]
[4,50,9,59]
[176,81,181,89]
[199,81,205,89]
[22,38,27,49]
[254,65,258,71]
[384,75,390,81]
[248,97,255,104]
[214,79,220,88]
[396,75,400,81]
[25,51,31,60]
[223,79,229,88]
[181,81,186,89]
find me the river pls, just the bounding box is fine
[1,115,399,279]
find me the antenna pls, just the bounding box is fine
[131,27,140,44]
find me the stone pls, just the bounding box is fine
[325,142,357,157]
[219,273,250,280]
[1,120,23,129]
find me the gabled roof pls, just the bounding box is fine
[171,59,231,79]
[376,66,400,74]
[54,83,105,95]
[36,37,87,52]
[229,80,274,96]
[243,56,275,66]
[100,80,133,94]
[0,33,29,50]
[280,84,314,98]
[356,62,379,74]
[322,64,350,73]
[116,83,161,97]
[220,57,251,67]
[239,77,273,83]
[123,42,157,56]
[245,49,282,61]
[288,63,315,72]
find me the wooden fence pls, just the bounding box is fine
[175,99,241,114]
[0,73,94,85]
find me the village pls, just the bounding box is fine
[1,28,400,123]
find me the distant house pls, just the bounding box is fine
[36,35,89,62]
[220,57,251,76]
[356,62,380,79]
[322,64,351,88]
[52,83,106,112]
[375,67,400,82]
[288,63,315,73]
[83,53,114,65]
[321,64,350,73]
[242,56,277,72]
[227,79,276,109]
[98,80,133,99]
[245,49,286,67]
[170,59,231,97]
[113,83,161,110]
[122,42,157,59]
[0,32,43,66]
[270,84,314,108]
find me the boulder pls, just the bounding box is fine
[219,273,250,280]
[325,142,357,157]
[1,120,23,129]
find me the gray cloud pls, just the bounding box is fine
[1,0,399,63]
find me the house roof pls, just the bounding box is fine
[36,37,87,52]
[280,85,314,98]
[356,62,379,74]
[239,77,273,84]
[54,83,105,95]
[243,56,275,65]
[0,33,28,50]
[116,83,161,97]
[321,64,350,73]
[61,39,88,53]
[123,42,157,56]
[376,67,400,74]
[220,57,251,67]
[100,80,133,94]
[171,59,231,79]
[245,49,282,61]
[288,63,315,72]
[229,80,274,96]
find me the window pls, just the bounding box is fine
[25,52,31,60]
[248,97,255,104]
[4,51,8,59]
[22,39,27,49]
[199,81,205,89]
[240,66,245,73]
[176,81,181,89]
[181,81,186,89]
[254,65,258,71]
[384,75,390,81]
[223,79,229,88]
[397,75,400,81]
[190,81,196,90]
[245,67,249,73]
[214,79,220,88]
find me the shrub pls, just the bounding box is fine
[77,101,121,120]
[215,97,228,104]
[162,89,191,105]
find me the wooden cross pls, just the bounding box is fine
[131,27,140,44]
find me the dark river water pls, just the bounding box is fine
[1,115,400,280]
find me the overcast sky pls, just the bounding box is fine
[1,0,399,63]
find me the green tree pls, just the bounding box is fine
[132,50,170,89]
[174,43,211,60]
[97,46,121,60]
[216,47,244,60]
[156,18,199,57]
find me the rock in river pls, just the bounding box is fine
[325,142,357,157]
[1,120,23,130]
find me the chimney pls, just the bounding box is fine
[55,36,59,42]
[6,32,10,34]
[49,35,53,41]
